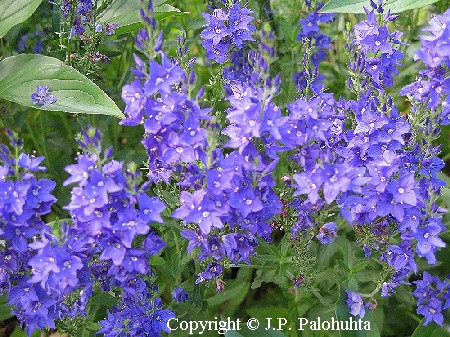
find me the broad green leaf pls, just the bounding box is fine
[321,0,440,13]
[335,286,380,337]
[98,0,185,35]
[0,54,124,118]
[0,0,42,38]
[411,319,450,337]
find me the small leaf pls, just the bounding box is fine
[411,319,450,337]
[0,54,124,118]
[0,0,43,38]
[321,0,440,13]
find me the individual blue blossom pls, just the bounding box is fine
[229,185,263,218]
[31,86,57,105]
[316,222,337,245]
[144,54,185,95]
[171,286,190,303]
[223,233,257,264]
[103,22,119,36]
[346,291,366,318]
[196,262,223,284]
[413,221,446,264]
[385,170,417,206]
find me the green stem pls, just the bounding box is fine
[39,111,55,175]
[25,118,44,155]
[360,284,381,299]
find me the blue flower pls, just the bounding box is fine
[171,286,190,303]
[316,222,338,245]
[31,86,57,105]
[346,291,366,317]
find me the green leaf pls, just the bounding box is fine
[0,54,124,118]
[98,0,186,35]
[206,281,250,307]
[89,292,118,308]
[0,0,42,38]
[321,0,440,13]
[150,255,166,266]
[10,329,27,337]
[225,323,288,337]
[0,303,13,320]
[154,4,184,20]
[0,294,13,320]
[335,286,380,337]
[411,319,450,337]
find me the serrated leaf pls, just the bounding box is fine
[411,319,450,337]
[150,255,166,266]
[0,54,124,118]
[321,0,440,13]
[0,0,43,38]
[98,0,185,35]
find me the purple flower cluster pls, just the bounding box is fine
[98,289,175,337]
[286,1,447,319]
[413,272,450,326]
[200,2,255,63]
[17,30,45,54]
[62,127,172,335]
[122,20,284,283]
[400,9,450,124]
[67,0,94,38]
[0,131,58,335]
[349,5,403,92]
[119,0,448,325]
[1,127,172,336]
[121,50,208,182]
[60,0,117,39]
[294,1,336,94]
